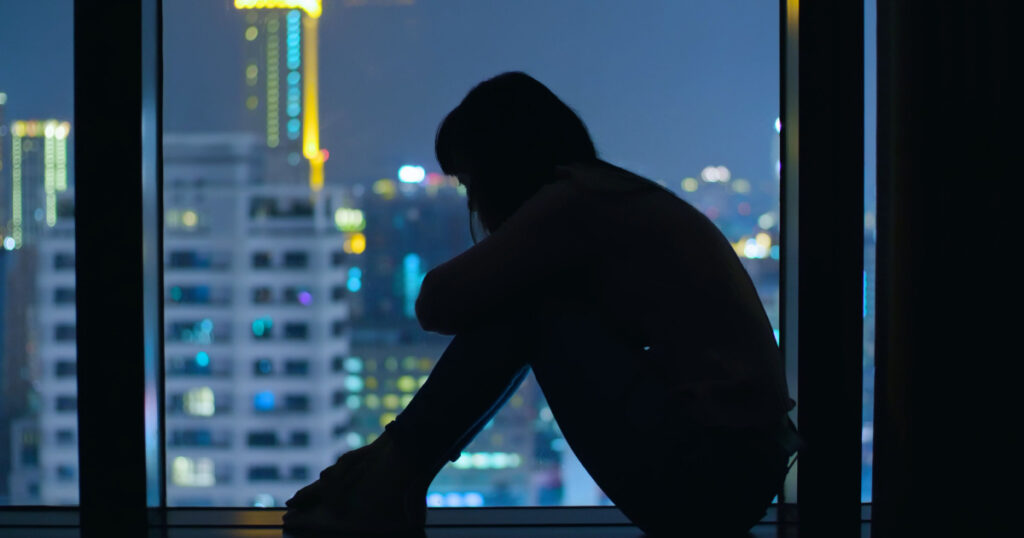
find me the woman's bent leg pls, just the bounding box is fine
[384,320,533,483]
[529,305,788,536]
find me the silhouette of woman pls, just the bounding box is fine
[283,72,800,537]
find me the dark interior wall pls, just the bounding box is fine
[873,1,1012,535]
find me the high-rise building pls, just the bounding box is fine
[2,116,74,504]
[235,0,325,191]
[161,132,349,506]
[4,120,72,249]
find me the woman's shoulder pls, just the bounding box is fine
[559,160,665,195]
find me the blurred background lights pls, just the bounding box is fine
[758,212,777,229]
[195,351,210,367]
[681,177,699,192]
[463,492,485,507]
[343,232,366,254]
[252,493,274,508]
[184,387,215,417]
[333,207,366,231]
[343,357,362,373]
[182,210,198,227]
[3,237,15,250]
[254,390,275,412]
[398,165,426,183]
[297,291,313,305]
[700,165,731,182]
[731,178,751,193]
[345,432,363,448]
[775,117,782,133]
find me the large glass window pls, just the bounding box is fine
[162,0,779,507]
[0,0,77,505]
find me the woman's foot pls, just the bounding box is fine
[282,429,432,535]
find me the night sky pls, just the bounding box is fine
[2,0,784,186]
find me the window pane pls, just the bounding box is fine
[862,0,877,503]
[163,0,778,507]
[0,0,77,505]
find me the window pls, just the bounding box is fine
[251,286,272,304]
[251,252,271,269]
[53,252,76,270]
[247,431,278,447]
[284,395,309,413]
[283,286,312,305]
[167,249,230,270]
[283,251,308,269]
[54,360,76,378]
[56,465,75,482]
[53,287,76,305]
[170,429,215,447]
[283,322,309,340]
[284,359,309,376]
[289,431,309,447]
[288,466,309,481]
[247,465,279,482]
[56,396,77,413]
[162,0,782,509]
[253,359,273,376]
[54,324,76,342]
[55,429,75,446]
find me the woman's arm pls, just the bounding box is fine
[415,178,592,335]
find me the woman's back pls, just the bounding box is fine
[564,163,791,432]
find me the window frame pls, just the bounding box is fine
[11,0,867,534]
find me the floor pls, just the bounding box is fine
[0,523,877,537]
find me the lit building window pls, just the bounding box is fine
[172,456,216,487]
[183,387,216,417]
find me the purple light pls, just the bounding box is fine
[298,291,313,305]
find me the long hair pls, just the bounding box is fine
[435,72,599,239]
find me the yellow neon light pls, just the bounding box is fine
[234,0,324,192]
[234,0,321,18]
[302,15,322,191]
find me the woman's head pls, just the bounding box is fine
[436,72,598,234]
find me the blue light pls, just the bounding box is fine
[287,118,301,133]
[346,278,362,293]
[200,318,213,333]
[254,391,275,412]
[287,71,301,85]
[287,103,301,118]
[398,165,426,184]
[403,253,423,318]
[195,351,210,367]
[349,267,362,279]
[769,245,781,260]
[252,317,273,337]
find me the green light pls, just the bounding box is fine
[266,15,280,148]
[11,134,22,246]
[43,126,57,227]
[55,130,68,191]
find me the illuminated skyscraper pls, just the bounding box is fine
[235,0,325,191]
[3,120,72,249]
